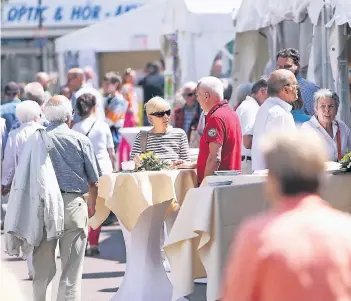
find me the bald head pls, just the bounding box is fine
[35,72,50,89]
[43,95,72,123]
[267,69,298,103]
[67,68,84,92]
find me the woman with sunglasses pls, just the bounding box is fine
[130,96,190,164]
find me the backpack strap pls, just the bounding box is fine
[140,131,149,154]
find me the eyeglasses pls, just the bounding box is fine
[150,110,171,118]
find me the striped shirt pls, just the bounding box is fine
[46,121,101,194]
[130,128,190,161]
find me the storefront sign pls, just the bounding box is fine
[1,0,155,28]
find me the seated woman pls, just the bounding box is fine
[301,89,351,161]
[130,96,190,164]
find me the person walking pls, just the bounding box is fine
[72,93,116,256]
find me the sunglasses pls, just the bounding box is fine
[185,92,196,97]
[150,110,171,118]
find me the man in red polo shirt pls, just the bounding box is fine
[178,77,242,185]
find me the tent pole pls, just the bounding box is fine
[272,25,278,67]
[321,7,328,88]
[337,25,351,126]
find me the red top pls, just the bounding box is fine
[197,100,242,185]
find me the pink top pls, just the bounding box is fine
[221,195,351,301]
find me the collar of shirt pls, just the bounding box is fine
[207,100,228,118]
[46,121,69,131]
[274,194,330,213]
[269,97,293,112]
[2,98,21,105]
[309,116,338,139]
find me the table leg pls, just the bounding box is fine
[111,201,188,301]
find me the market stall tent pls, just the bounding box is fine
[162,0,242,89]
[55,0,166,53]
[55,0,166,85]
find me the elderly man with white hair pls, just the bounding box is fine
[179,76,242,185]
[2,101,43,195]
[31,95,101,301]
[36,72,52,102]
[11,82,50,130]
[1,100,43,279]
[173,81,202,141]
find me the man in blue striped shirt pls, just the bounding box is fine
[32,95,101,301]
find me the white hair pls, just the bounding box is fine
[313,88,340,110]
[197,76,224,100]
[16,100,42,123]
[24,82,45,106]
[182,81,197,93]
[43,97,72,122]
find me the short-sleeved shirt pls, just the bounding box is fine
[72,116,114,175]
[130,127,190,161]
[197,101,242,184]
[46,121,101,194]
[236,96,260,157]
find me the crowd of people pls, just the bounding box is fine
[1,47,351,301]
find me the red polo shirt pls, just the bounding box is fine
[197,100,242,184]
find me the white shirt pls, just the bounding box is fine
[2,121,43,186]
[236,95,260,157]
[74,85,105,121]
[301,116,351,161]
[251,97,295,171]
[72,116,114,175]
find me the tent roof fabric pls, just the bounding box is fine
[56,1,166,53]
[235,0,351,33]
[163,0,242,34]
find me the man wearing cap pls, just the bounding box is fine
[1,82,21,130]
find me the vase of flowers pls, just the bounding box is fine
[136,152,171,171]
[339,152,351,172]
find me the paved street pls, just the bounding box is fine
[1,223,206,301]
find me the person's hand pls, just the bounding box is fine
[176,161,196,169]
[133,154,142,169]
[1,185,10,196]
[88,206,96,218]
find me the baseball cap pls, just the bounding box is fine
[4,82,20,95]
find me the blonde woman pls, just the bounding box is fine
[130,96,190,163]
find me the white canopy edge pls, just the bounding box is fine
[56,0,166,53]
[235,0,351,33]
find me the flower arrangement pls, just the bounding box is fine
[137,152,171,171]
[339,152,351,171]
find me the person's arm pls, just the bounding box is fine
[1,133,16,194]
[82,140,101,216]
[204,142,222,178]
[243,135,253,149]
[202,117,225,177]
[130,132,141,161]
[105,124,118,171]
[221,221,261,301]
[87,182,98,217]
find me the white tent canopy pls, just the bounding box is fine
[162,0,242,86]
[55,0,166,53]
[235,0,351,33]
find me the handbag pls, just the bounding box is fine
[140,131,149,154]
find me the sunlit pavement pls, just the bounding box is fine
[1,223,206,301]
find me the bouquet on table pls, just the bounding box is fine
[339,152,351,172]
[136,152,171,171]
